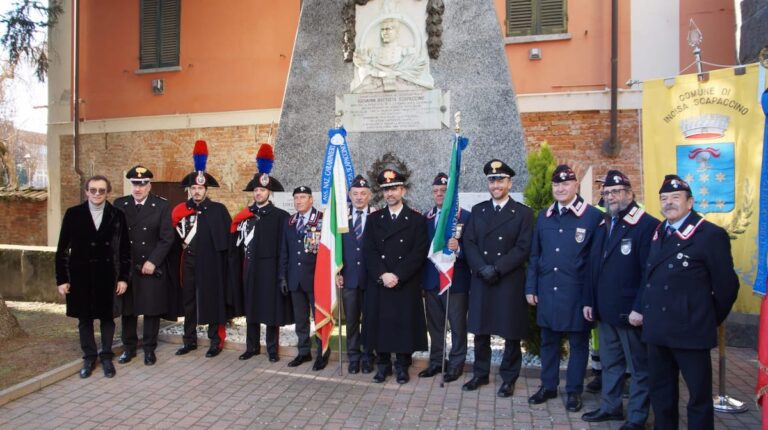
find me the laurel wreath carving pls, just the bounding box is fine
[725,178,753,240]
[342,0,444,62]
[366,151,412,207]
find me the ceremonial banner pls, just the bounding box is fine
[641,64,767,313]
[314,128,352,354]
[427,133,469,294]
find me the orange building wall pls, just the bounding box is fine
[679,0,736,72]
[78,0,300,120]
[493,0,632,94]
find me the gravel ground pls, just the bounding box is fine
[160,317,570,367]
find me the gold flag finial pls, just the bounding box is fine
[334,111,343,129]
[454,111,461,134]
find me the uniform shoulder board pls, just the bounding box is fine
[599,218,606,226]
[157,195,167,201]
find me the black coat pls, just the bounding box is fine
[279,207,322,293]
[637,211,739,349]
[525,195,603,332]
[363,205,428,353]
[464,198,533,339]
[113,194,175,317]
[169,198,232,325]
[232,202,294,326]
[585,202,659,326]
[55,201,131,320]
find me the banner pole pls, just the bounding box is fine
[712,324,747,413]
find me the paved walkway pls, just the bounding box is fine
[0,341,761,429]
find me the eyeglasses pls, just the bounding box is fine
[88,188,107,195]
[600,188,628,198]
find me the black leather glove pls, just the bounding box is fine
[478,265,500,285]
[279,279,289,296]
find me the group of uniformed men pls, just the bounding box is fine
[55,148,739,430]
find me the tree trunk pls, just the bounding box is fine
[0,295,25,341]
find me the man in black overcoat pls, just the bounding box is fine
[231,172,293,362]
[630,174,738,430]
[582,170,659,429]
[114,166,174,366]
[171,147,232,358]
[363,169,428,384]
[337,175,376,374]
[462,160,533,397]
[56,175,131,379]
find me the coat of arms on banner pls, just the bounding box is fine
[676,141,735,214]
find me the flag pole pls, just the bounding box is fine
[337,285,344,376]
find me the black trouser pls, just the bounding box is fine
[291,289,323,357]
[341,287,374,363]
[647,344,713,430]
[377,352,412,371]
[473,335,522,384]
[246,322,279,355]
[424,290,468,371]
[121,315,160,354]
[181,251,220,347]
[78,318,115,362]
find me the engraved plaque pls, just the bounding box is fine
[336,89,450,132]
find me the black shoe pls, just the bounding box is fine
[268,352,279,362]
[418,365,442,378]
[566,393,583,412]
[619,422,644,430]
[497,382,514,398]
[361,361,374,374]
[102,360,116,378]
[117,351,136,364]
[395,368,409,384]
[287,354,312,367]
[581,409,624,422]
[144,351,157,366]
[312,355,329,371]
[239,350,259,360]
[462,376,490,391]
[175,344,197,355]
[79,360,96,379]
[373,366,392,383]
[528,387,558,404]
[205,347,222,358]
[586,372,602,393]
[443,368,462,383]
[348,361,360,374]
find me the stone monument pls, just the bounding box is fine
[275,0,527,210]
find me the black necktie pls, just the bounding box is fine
[560,206,568,216]
[135,203,143,212]
[391,213,397,221]
[354,210,363,241]
[666,225,675,237]
[495,205,501,213]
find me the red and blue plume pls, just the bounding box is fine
[193,140,208,172]
[256,144,274,174]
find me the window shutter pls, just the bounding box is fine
[539,0,567,35]
[158,0,180,67]
[139,0,180,69]
[507,0,534,37]
[140,0,159,69]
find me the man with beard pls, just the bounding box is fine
[582,170,658,430]
[171,140,232,358]
[363,169,428,384]
[337,175,376,374]
[114,166,174,366]
[462,160,533,396]
[526,164,602,412]
[279,186,329,370]
[232,170,293,362]
[630,175,738,430]
[420,172,471,384]
[56,175,131,378]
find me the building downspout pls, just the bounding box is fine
[73,0,84,200]
[604,0,620,157]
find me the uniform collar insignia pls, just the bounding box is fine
[621,202,645,226]
[571,195,587,217]
[545,202,557,218]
